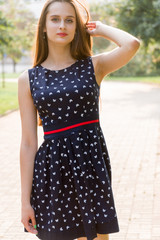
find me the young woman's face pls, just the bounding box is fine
[45,1,76,46]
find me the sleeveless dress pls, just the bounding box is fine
[25,56,119,240]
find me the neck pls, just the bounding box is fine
[44,42,75,68]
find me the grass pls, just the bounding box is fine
[0,76,159,117]
[105,76,160,85]
[1,72,20,79]
[0,82,18,116]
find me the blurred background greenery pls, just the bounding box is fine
[0,0,160,115]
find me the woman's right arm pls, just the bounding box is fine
[18,70,38,235]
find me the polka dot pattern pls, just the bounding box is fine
[25,57,119,240]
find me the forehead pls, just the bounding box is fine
[47,2,76,17]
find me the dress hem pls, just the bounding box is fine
[24,217,119,240]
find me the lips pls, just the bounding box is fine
[57,33,68,37]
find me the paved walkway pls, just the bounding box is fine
[0,81,160,240]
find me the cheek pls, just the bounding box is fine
[69,24,76,34]
[46,21,58,32]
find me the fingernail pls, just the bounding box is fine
[34,225,37,229]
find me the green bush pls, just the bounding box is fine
[110,50,159,77]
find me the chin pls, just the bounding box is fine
[48,38,73,46]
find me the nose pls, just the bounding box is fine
[59,20,65,29]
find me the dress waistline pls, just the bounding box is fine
[44,119,99,136]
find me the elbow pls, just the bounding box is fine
[133,38,140,50]
[129,38,141,52]
[20,138,38,152]
[20,142,38,162]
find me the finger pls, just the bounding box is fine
[87,27,96,31]
[86,24,96,29]
[24,220,33,234]
[86,26,96,29]
[24,220,38,235]
[31,215,38,234]
[86,22,96,25]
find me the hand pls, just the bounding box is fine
[21,204,38,235]
[86,21,104,37]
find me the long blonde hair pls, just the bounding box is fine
[32,0,93,125]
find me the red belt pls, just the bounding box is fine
[44,119,99,135]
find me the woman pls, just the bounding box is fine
[18,0,140,240]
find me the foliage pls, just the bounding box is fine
[114,0,160,75]
[110,44,160,77]
[90,2,113,54]
[0,11,13,56]
[113,0,160,48]
[0,0,37,69]
[91,0,160,76]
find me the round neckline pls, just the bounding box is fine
[39,59,79,72]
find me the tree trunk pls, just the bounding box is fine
[13,60,16,73]
[1,55,5,88]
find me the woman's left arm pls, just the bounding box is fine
[86,21,140,85]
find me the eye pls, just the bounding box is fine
[66,19,74,23]
[51,18,59,22]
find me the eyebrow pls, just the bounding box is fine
[50,15,75,18]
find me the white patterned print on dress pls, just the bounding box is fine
[26,57,119,240]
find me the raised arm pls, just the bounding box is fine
[18,71,38,235]
[86,21,140,85]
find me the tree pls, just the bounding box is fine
[0,12,11,46]
[89,1,115,54]
[114,0,160,48]
[106,0,160,75]
[0,10,13,87]
[0,0,37,72]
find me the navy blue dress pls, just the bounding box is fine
[24,56,119,240]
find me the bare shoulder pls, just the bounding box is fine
[18,70,29,84]
[18,70,29,82]
[18,69,34,100]
[18,70,30,92]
